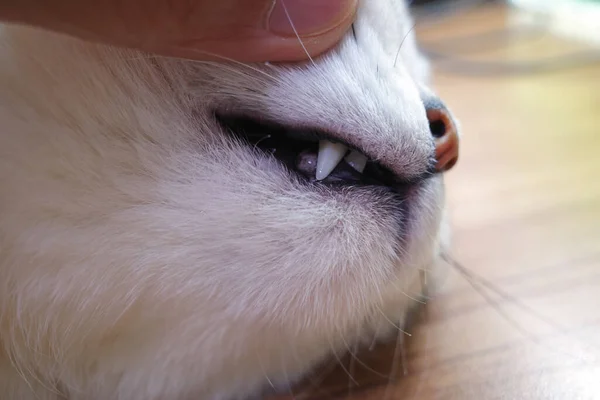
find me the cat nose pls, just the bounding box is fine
[426,106,459,172]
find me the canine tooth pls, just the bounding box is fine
[344,151,368,173]
[316,140,347,180]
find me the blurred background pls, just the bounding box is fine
[270,0,600,399]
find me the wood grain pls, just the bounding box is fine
[269,3,600,400]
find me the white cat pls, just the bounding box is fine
[0,0,459,399]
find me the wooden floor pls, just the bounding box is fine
[270,3,600,400]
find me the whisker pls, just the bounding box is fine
[255,350,276,390]
[279,359,298,400]
[327,337,358,386]
[376,306,412,337]
[419,268,431,301]
[191,61,277,83]
[388,274,427,305]
[125,50,279,81]
[347,343,357,398]
[254,135,272,150]
[407,311,430,400]
[278,0,316,66]
[382,320,406,400]
[442,253,564,332]
[441,252,600,363]
[339,333,390,379]
[393,23,417,68]
[368,322,381,351]
[400,339,408,377]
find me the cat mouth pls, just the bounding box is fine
[215,112,424,191]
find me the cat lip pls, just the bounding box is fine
[214,111,412,188]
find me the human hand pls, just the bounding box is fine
[0,0,357,62]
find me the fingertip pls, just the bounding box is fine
[164,0,358,63]
[267,0,357,39]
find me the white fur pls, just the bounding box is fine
[0,1,453,399]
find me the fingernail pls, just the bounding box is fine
[268,0,357,37]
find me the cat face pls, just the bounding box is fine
[0,0,458,399]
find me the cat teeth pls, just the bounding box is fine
[344,151,368,173]
[316,140,348,180]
